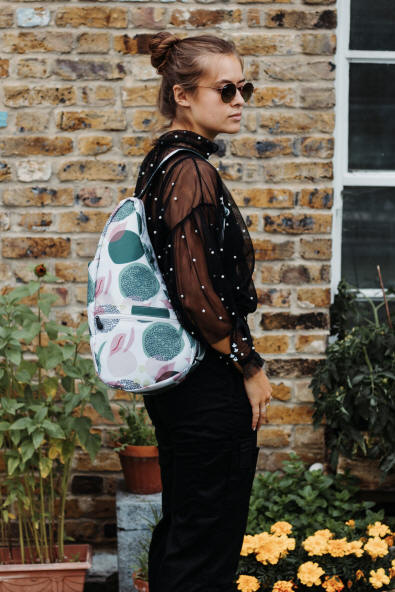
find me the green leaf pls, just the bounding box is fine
[61,343,75,360]
[76,321,89,338]
[1,399,24,415]
[38,293,57,317]
[15,360,38,383]
[43,420,65,439]
[37,342,63,370]
[10,417,32,430]
[32,429,45,449]
[5,346,22,366]
[10,429,21,446]
[44,320,59,340]
[7,456,20,476]
[0,421,10,431]
[7,282,40,304]
[90,391,114,422]
[20,440,35,462]
[84,432,101,462]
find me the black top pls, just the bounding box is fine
[133,129,264,378]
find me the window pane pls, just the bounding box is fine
[341,186,395,289]
[349,63,395,171]
[350,0,395,51]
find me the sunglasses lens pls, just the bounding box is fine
[220,82,254,103]
[221,83,236,103]
[241,82,254,102]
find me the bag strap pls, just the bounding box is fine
[135,146,229,242]
[135,147,209,199]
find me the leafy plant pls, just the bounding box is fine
[0,265,113,564]
[310,283,395,477]
[113,395,157,448]
[246,455,383,539]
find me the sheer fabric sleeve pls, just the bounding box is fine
[159,155,265,378]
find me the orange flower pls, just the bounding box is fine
[297,562,325,587]
[345,520,355,528]
[322,575,344,592]
[356,570,365,581]
[271,522,293,536]
[364,537,389,559]
[367,522,391,538]
[273,581,294,592]
[237,575,260,592]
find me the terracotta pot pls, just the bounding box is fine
[118,444,162,494]
[132,570,149,591]
[0,544,91,592]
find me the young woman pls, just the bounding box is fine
[134,32,272,592]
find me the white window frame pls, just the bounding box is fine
[332,0,395,301]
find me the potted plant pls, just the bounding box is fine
[310,279,395,485]
[113,396,162,494]
[131,504,162,591]
[0,264,114,590]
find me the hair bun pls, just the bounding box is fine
[149,32,180,73]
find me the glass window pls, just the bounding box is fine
[341,186,395,289]
[349,63,395,171]
[350,0,395,51]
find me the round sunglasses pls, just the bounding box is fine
[197,82,254,104]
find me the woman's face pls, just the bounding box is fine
[173,53,247,141]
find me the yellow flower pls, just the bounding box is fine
[302,534,329,556]
[297,561,325,587]
[273,581,294,592]
[367,522,391,538]
[314,529,334,540]
[369,568,390,589]
[322,575,344,592]
[254,532,293,565]
[271,521,293,536]
[241,535,257,556]
[237,575,260,592]
[327,538,348,558]
[390,559,395,578]
[345,519,355,528]
[364,537,389,559]
[345,540,364,557]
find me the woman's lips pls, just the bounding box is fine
[230,113,242,119]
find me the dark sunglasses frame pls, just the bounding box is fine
[197,82,254,103]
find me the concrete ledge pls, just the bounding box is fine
[116,481,162,592]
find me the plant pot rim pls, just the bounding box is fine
[116,442,158,456]
[0,544,92,573]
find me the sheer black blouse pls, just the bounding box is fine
[133,129,264,378]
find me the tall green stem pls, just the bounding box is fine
[17,502,25,564]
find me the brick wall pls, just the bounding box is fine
[0,0,336,548]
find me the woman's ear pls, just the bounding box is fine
[172,84,191,108]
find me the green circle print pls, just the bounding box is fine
[108,230,144,264]
[119,263,160,301]
[112,201,135,222]
[143,322,184,361]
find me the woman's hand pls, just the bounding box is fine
[243,368,273,431]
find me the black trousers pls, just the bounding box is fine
[143,347,258,592]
